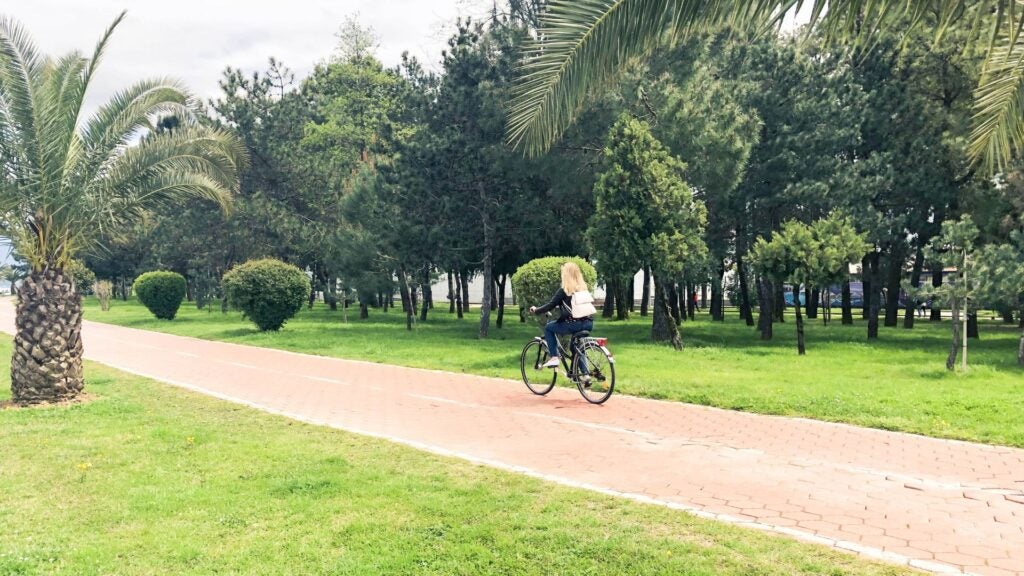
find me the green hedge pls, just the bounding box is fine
[511,256,597,325]
[222,258,310,331]
[133,271,187,320]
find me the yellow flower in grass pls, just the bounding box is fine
[76,462,92,472]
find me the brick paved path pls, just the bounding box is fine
[3,305,1023,575]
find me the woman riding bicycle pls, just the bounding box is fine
[529,262,596,368]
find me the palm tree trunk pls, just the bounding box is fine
[11,269,84,405]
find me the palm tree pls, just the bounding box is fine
[507,0,1024,173]
[0,13,246,405]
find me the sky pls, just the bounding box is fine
[3,0,492,111]
[4,1,812,114]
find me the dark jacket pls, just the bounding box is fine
[534,288,592,323]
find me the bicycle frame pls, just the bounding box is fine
[537,333,589,381]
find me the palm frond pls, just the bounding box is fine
[76,78,193,188]
[37,52,88,199]
[87,126,246,216]
[506,0,1024,161]
[969,32,1024,173]
[0,14,44,170]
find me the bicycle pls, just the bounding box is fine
[520,327,616,404]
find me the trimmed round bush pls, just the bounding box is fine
[134,271,187,320]
[511,256,597,325]
[222,258,310,331]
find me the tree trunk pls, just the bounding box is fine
[678,282,687,322]
[711,261,725,321]
[602,281,616,318]
[757,277,773,340]
[640,265,651,317]
[884,250,903,327]
[822,289,831,325]
[867,252,881,339]
[806,287,819,319]
[904,246,925,329]
[399,270,414,331]
[341,280,349,323]
[686,282,696,320]
[420,269,431,323]
[327,276,338,311]
[496,274,506,329]
[11,269,85,405]
[794,284,806,355]
[615,277,629,320]
[1000,308,1015,324]
[479,216,493,339]
[930,265,943,322]
[774,283,785,323]
[667,282,680,324]
[448,270,455,314]
[947,297,960,371]
[455,269,464,319]
[1018,325,1024,367]
[841,280,853,325]
[628,273,635,313]
[967,312,979,339]
[737,255,754,326]
[700,284,707,311]
[461,269,471,313]
[651,275,682,350]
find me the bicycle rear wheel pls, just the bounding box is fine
[573,340,615,404]
[521,339,557,395]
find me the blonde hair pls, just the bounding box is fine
[560,262,588,294]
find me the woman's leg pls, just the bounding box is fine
[544,321,560,357]
[547,320,594,356]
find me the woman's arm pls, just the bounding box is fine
[532,288,566,315]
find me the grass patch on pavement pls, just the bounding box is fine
[0,339,908,575]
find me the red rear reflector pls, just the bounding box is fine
[595,338,608,346]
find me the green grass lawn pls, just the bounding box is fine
[79,297,1024,447]
[0,340,909,576]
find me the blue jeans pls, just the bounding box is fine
[544,319,593,357]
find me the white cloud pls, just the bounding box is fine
[3,0,489,112]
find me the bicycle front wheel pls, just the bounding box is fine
[574,340,615,404]
[521,339,557,395]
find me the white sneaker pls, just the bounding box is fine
[542,357,560,368]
